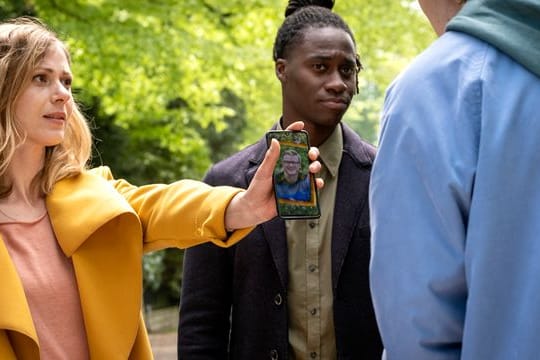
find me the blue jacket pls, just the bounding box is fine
[178,123,382,360]
[370,24,540,360]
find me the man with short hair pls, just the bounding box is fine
[178,1,382,358]
[275,149,311,202]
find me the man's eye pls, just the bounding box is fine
[341,66,355,76]
[313,63,327,71]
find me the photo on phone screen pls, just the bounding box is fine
[266,130,321,219]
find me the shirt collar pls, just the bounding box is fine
[317,124,343,179]
[276,119,343,179]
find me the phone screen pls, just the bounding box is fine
[266,130,321,219]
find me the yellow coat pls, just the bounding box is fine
[0,167,251,359]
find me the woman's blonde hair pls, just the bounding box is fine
[0,17,92,198]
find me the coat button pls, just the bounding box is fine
[310,351,317,358]
[274,293,283,306]
[309,222,316,229]
[270,349,279,359]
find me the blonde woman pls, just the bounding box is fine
[0,17,321,359]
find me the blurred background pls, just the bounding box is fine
[1,0,434,343]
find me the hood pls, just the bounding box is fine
[447,0,540,77]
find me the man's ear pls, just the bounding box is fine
[275,59,287,83]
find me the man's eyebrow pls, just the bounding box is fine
[306,54,357,64]
[307,54,333,60]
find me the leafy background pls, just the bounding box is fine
[1,0,434,309]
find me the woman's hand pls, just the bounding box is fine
[225,121,323,230]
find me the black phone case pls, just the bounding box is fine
[266,130,321,219]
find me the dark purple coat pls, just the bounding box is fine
[178,123,382,360]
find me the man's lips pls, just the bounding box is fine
[320,97,350,110]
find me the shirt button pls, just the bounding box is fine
[309,222,316,229]
[310,308,317,315]
[270,349,279,359]
[274,293,283,306]
[308,264,317,272]
[310,352,317,358]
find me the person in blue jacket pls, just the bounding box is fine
[369,0,540,359]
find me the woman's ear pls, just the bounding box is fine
[275,59,287,83]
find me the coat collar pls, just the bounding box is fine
[243,152,289,288]
[48,168,144,358]
[46,168,137,257]
[0,238,39,353]
[332,124,374,290]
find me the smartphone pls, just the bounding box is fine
[266,130,321,219]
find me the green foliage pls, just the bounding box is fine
[1,0,434,308]
[0,0,36,18]
[9,0,433,155]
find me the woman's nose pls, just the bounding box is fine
[52,83,71,103]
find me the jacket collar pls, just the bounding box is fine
[332,124,374,290]
[47,169,143,358]
[242,147,290,288]
[0,239,39,353]
[46,169,137,257]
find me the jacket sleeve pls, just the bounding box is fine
[92,166,253,251]
[177,165,239,358]
[369,35,481,359]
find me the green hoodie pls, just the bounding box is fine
[447,0,540,77]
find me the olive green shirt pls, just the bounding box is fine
[286,125,342,360]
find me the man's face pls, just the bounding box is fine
[282,153,301,182]
[276,26,357,136]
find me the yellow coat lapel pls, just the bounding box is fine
[46,167,138,256]
[47,169,146,359]
[0,238,39,359]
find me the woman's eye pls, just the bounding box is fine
[33,74,48,84]
[62,77,73,88]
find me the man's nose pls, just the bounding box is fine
[325,71,348,93]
